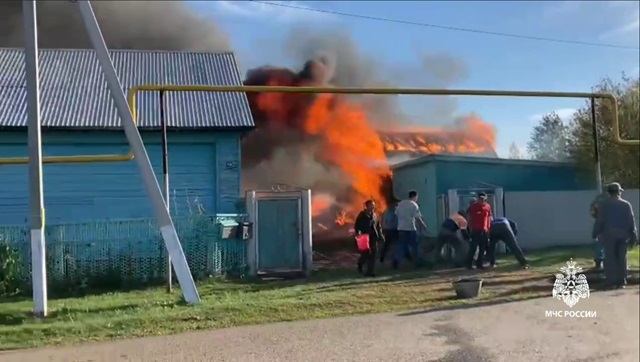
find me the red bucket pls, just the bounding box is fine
[355,234,370,252]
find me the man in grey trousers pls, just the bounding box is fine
[592,182,638,289]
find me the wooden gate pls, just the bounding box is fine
[246,185,312,277]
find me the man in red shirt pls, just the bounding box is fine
[464,192,493,269]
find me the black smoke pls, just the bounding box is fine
[0,1,230,51]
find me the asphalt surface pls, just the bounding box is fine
[2,288,638,362]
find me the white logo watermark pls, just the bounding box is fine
[545,259,597,318]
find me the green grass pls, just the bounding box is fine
[0,245,638,351]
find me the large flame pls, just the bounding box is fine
[242,60,496,235]
[379,116,497,157]
[304,94,391,218]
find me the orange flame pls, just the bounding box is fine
[243,62,497,233]
[379,115,497,156]
[305,94,391,216]
[312,193,333,217]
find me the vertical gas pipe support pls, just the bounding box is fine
[23,0,48,318]
[76,0,200,303]
[590,98,603,191]
[160,90,172,293]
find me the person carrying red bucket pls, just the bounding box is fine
[354,199,384,277]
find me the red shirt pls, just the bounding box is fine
[468,202,492,232]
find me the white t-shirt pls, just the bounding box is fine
[396,199,422,231]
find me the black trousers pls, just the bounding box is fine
[465,230,489,268]
[358,240,379,274]
[488,223,528,266]
[380,229,412,262]
[432,229,466,266]
[379,229,397,262]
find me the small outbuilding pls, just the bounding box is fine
[391,154,595,236]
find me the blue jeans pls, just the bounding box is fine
[594,239,605,262]
[395,230,420,267]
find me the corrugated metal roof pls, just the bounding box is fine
[0,48,255,129]
[391,154,576,171]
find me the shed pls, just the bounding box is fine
[390,154,595,236]
[0,48,254,226]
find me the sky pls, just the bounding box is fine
[188,0,639,157]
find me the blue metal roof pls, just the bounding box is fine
[391,154,576,171]
[0,48,255,129]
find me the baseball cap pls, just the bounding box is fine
[478,192,487,199]
[607,182,624,193]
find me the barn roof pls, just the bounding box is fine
[0,48,254,129]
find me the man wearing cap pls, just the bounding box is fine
[465,192,492,270]
[592,182,638,289]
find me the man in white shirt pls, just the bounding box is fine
[394,190,427,269]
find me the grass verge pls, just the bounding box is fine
[0,245,638,351]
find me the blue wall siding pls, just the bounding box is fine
[433,160,594,195]
[0,131,243,225]
[391,163,438,236]
[215,135,241,213]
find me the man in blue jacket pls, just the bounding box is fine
[486,217,529,269]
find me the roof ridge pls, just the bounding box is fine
[0,49,254,129]
[0,47,236,55]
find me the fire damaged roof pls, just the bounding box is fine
[379,130,498,158]
[0,48,254,129]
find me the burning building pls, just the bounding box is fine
[379,125,498,162]
[1,1,500,240]
[240,59,499,239]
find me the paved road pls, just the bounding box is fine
[2,289,638,362]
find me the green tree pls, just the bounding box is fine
[567,74,640,188]
[527,112,570,161]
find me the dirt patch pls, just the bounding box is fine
[313,250,358,269]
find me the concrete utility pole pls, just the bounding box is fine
[22,0,48,318]
[74,0,200,304]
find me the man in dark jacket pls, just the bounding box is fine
[354,199,384,277]
[590,188,608,270]
[592,182,638,289]
[380,199,412,263]
[487,217,529,269]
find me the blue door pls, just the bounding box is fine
[257,198,302,271]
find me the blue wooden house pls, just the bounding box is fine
[0,48,254,224]
[0,48,254,284]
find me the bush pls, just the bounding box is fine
[0,242,21,296]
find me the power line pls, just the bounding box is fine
[250,1,640,51]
